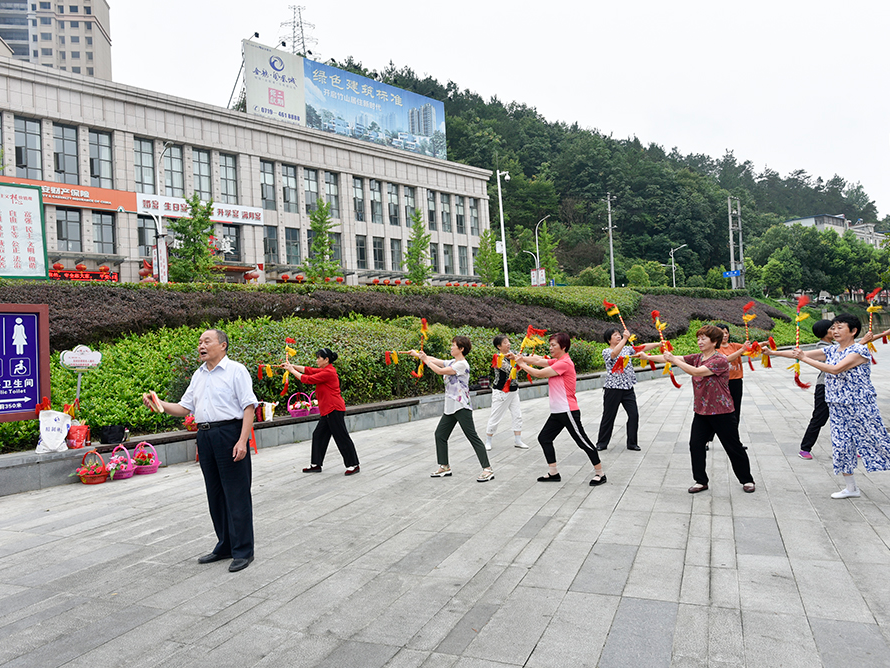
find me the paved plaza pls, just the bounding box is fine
[3,361,890,667]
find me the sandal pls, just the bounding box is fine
[688,483,708,494]
[743,482,755,493]
[477,468,494,483]
[430,466,452,478]
[589,473,607,487]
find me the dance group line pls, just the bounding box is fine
[143,313,890,571]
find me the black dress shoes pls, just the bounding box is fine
[197,552,230,564]
[229,556,254,572]
[537,473,561,482]
[627,444,641,451]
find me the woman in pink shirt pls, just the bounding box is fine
[513,333,606,487]
[636,325,754,494]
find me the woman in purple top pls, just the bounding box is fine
[636,325,755,494]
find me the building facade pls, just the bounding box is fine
[0,0,111,79]
[784,214,886,249]
[0,58,491,284]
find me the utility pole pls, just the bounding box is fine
[727,196,745,289]
[603,193,617,288]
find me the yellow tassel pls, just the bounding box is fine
[607,306,620,316]
[867,341,878,353]
[265,365,273,378]
[282,370,289,384]
[867,305,883,313]
[628,334,637,343]
[743,314,757,323]
[662,361,672,376]
[392,352,399,365]
[795,313,810,323]
[787,362,800,373]
[285,346,297,356]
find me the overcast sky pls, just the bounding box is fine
[112,0,888,217]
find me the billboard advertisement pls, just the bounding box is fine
[243,41,446,159]
[0,183,47,280]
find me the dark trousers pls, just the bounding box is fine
[539,410,601,467]
[596,388,639,448]
[196,421,254,560]
[435,409,490,468]
[311,410,359,467]
[706,378,743,442]
[800,384,828,452]
[690,412,754,486]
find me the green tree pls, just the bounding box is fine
[474,228,502,286]
[166,193,218,283]
[305,200,340,282]
[705,265,731,289]
[626,264,650,286]
[576,265,610,286]
[404,208,432,285]
[642,260,668,286]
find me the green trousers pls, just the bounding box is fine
[435,409,490,468]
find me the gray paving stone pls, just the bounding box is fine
[810,617,890,667]
[524,591,618,668]
[597,597,678,668]
[570,542,637,596]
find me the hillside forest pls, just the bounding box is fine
[331,58,888,296]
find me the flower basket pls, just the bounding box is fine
[287,392,310,417]
[133,442,161,475]
[307,391,320,415]
[184,414,198,432]
[72,450,108,485]
[107,444,135,480]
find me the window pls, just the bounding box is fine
[39,1,50,7]
[264,225,279,264]
[260,161,276,210]
[304,168,318,213]
[69,5,77,11]
[390,239,402,271]
[15,117,42,180]
[40,32,50,40]
[56,21,62,29]
[221,224,240,261]
[86,67,92,76]
[40,16,51,24]
[137,216,157,256]
[86,37,92,45]
[331,232,342,263]
[455,196,466,234]
[59,36,65,44]
[163,144,183,197]
[70,35,78,42]
[84,5,90,13]
[470,199,480,235]
[387,183,400,226]
[219,153,238,204]
[441,194,451,233]
[57,3,64,9]
[443,245,453,274]
[56,208,81,251]
[69,20,78,28]
[85,20,91,30]
[133,138,155,194]
[369,179,383,224]
[355,235,367,270]
[86,52,92,60]
[71,66,80,73]
[458,246,468,275]
[427,190,437,230]
[305,229,314,258]
[325,172,340,218]
[282,165,298,213]
[93,212,115,254]
[353,177,365,222]
[41,48,52,56]
[193,149,211,200]
[284,228,300,264]
[53,124,78,185]
[60,51,65,60]
[372,237,385,270]
[471,247,479,274]
[404,186,416,225]
[429,243,439,273]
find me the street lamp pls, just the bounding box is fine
[669,244,687,288]
[496,169,510,287]
[534,214,550,279]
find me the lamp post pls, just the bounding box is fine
[534,214,550,281]
[496,169,510,287]
[669,244,687,288]
[150,141,174,284]
[602,193,616,288]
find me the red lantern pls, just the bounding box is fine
[99,265,110,273]
[463,283,469,287]
[383,279,391,286]
[325,276,331,282]
[296,274,304,282]
[394,279,401,285]
[405,279,411,285]
[471,283,478,287]
[280,274,290,282]
[52,262,64,270]
[445,282,452,286]
[75,263,87,271]
[336,276,344,283]
[373,278,380,285]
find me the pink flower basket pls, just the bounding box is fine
[108,444,135,480]
[133,442,161,475]
[307,391,320,415]
[287,392,311,417]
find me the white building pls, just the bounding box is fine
[0,57,490,284]
[784,214,886,249]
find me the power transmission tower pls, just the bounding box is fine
[280,5,317,57]
[727,196,745,289]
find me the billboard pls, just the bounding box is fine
[243,41,447,159]
[0,183,48,279]
[0,304,50,422]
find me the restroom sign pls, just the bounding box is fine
[0,304,50,422]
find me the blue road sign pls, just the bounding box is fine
[723,270,742,278]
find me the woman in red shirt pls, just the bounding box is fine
[636,325,754,494]
[283,348,360,475]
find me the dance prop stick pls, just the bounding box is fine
[603,299,628,332]
[410,319,429,378]
[741,301,764,371]
[788,295,812,389]
[651,310,682,388]
[504,325,548,390]
[866,287,882,364]
[603,299,639,373]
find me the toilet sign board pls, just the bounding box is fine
[0,304,50,422]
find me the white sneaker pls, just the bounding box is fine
[831,488,861,499]
[514,441,530,449]
[485,442,492,451]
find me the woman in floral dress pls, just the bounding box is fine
[410,336,493,482]
[793,313,890,498]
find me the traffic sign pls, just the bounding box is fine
[723,269,742,278]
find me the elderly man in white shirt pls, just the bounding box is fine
[144,328,258,572]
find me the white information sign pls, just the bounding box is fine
[137,194,264,226]
[0,184,47,279]
[243,40,306,126]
